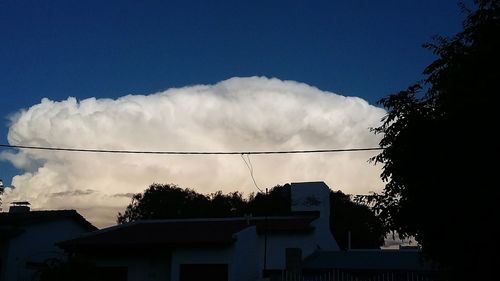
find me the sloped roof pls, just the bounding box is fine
[58,215,316,254]
[0,210,97,239]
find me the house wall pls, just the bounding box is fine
[291,182,340,251]
[93,255,170,281]
[310,216,339,251]
[2,219,91,281]
[0,241,10,281]
[92,241,260,281]
[260,232,318,270]
[167,182,342,281]
[54,181,341,281]
[230,226,260,281]
[170,246,233,281]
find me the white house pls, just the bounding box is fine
[0,203,97,281]
[59,181,340,281]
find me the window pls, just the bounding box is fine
[97,266,128,281]
[180,264,228,281]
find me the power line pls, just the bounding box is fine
[0,143,382,155]
[240,154,262,192]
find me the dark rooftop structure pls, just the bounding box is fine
[0,206,98,281]
[0,209,97,232]
[58,215,317,254]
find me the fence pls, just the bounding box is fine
[278,269,439,281]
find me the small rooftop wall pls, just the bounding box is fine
[291,182,330,218]
[290,182,339,251]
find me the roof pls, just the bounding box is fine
[11,201,30,205]
[303,250,435,271]
[58,215,316,254]
[0,210,97,240]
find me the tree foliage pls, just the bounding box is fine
[330,191,385,249]
[117,183,247,223]
[370,1,500,279]
[117,183,385,249]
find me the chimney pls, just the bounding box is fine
[291,182,330,217]
[290,182,340,251]
[9,201,31,213]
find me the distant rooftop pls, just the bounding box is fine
[59,214,317,254]
[11,201,30,206]
[0,210,97,239]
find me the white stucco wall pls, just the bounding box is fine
[170,246,232,281]
[169,225,262,281]
[291,182,339,251]
[2,219,92,281]
[310,216,339,251]
[93,255,170,281]
[259,232,315,270]
[230,226,260,281]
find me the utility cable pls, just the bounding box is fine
[240,154,262,192]
[0,144,382,155]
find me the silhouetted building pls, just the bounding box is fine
[59,182,339,281]
[0,204,96,281]
[58,182,436,281]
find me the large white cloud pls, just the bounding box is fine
[1,77,385,227]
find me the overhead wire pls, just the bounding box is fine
[0,143,382,193]
[0,144,382,155]
[240,154,263,192]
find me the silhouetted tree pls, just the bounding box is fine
[117,183,385,249]
[207,190,247,217]
[247,184,292,216]
[370,1,499,279]
[330,191,385,249]
[117,183,247,223]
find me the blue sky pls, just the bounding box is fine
[0,0,468,188]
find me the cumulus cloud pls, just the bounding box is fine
[1,77,386,227]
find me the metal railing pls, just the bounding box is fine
[279,269,439,281]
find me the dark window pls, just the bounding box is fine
[180,264,228,281]
[97,266,128,281]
